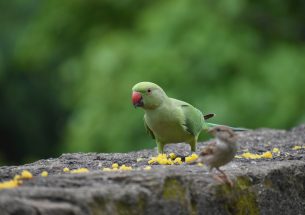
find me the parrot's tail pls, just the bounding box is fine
[203,113,216,120]
[206,123,248,132]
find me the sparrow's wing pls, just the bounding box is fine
[200,141,216,156]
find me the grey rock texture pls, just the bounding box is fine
[1,124,305,215]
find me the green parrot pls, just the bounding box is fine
[131,82,244,154]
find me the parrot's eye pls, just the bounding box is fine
[147,89,151,93]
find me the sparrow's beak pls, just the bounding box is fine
[132,91,144,108]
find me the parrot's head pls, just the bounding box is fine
[132,82,167,109]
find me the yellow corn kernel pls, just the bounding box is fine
[112,163,119,169]
[240,151,273,159]
[13,174,21,181]
[261,151,273,159]
[185,154,198,163]
[173,157,183,165]
[70,168,89,174]
[148,159,157,165]
[168,153,176,160]
[119,165,133,171]
[63,167,70,172]
[292,146,302,150]
[143,166,152,170]
[272,148,280,153]
[41,171,48,177]
[241,152,261,159]
[0,180,19,190]
[21,170,33,179]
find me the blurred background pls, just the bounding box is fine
[0,0,305,165]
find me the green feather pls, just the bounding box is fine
[179,103,203,137]
[206,123,248,131]
[144,116,155,139]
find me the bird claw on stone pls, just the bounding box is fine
[213,173,234,187]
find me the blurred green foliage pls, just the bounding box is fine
[0,0,305,165]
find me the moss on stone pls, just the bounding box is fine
[263,178,273,189]
[90,195,146,215]
[236,176,252,190]
[216,176,259,215]
[233,191,259,215]
[116,201,134,215]
[116,197,145,215]
[162,178,186,202]
[162,177,194,214]
[90,197,107,215]
[190,198,198,215]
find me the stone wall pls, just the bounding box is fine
[0,125,305,215]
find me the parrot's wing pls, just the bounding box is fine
[178,102,203,136]
[144,116,155,139]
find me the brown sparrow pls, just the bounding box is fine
[198,126,238,186]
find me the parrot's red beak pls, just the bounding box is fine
[132,91,144,107]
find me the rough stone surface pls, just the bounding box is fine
[1,124,305,215]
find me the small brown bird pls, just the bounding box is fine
[198,125,238,186]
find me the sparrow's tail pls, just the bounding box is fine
[206,122,248,132]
